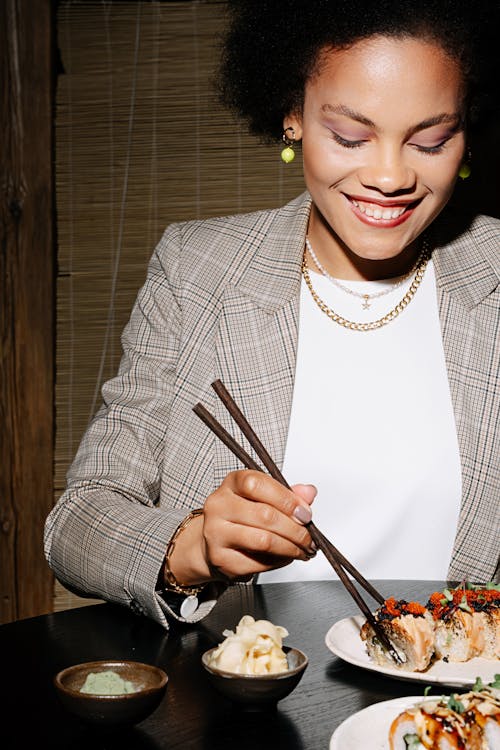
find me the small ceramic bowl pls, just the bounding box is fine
[201,646,308,710]
[54,660,168,726]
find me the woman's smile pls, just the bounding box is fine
[344,194,422,227]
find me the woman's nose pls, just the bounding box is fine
[358,146,416,194]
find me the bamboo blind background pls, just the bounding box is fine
[54,0,305,611]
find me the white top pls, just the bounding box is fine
[260,259,462,583]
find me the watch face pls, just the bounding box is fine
[161,590,200,617]
[180,594,199,618]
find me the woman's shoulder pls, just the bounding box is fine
[433,208,499,272]
[153,191,310,282]
[464,211,500,243]
[431,208,499,307]
[169,191,310,244]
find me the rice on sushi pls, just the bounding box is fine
[427,588,500,663]
[360,597,435,672]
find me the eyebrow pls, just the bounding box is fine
[321,104,462,136]
[321,104,375,127]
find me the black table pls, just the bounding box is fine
[0,580,445,748]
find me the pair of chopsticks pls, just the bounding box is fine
[193,379,403,665]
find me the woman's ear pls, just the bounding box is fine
[283,114,303,141]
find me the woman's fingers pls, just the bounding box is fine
[204,473,313,548]
[291,483,317,506]
[201,470,317,580]
[205,506,313,558]
[220,470,314,523]
[207,545,310,579]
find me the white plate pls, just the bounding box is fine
[326,615,499,688]
[330,695,427,749]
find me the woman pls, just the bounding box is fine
[44,0,499,628]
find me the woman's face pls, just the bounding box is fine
[286,36,466,276]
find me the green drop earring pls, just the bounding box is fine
[458,148,472,180]
[281,126,296,163]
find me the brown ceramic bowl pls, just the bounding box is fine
[54,660,168,726]
[201,646,308,710]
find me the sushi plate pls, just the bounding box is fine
[326,615,499,688]
[329,695,428,749]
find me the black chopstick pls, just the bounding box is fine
[193,381,403,665]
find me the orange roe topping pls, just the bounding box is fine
[405,601,427,616]
[383,597,401,617]
[381,597,426,618]
[427,588,499,620]
[469,589,499,604]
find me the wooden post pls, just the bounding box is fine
[0,0,55,622]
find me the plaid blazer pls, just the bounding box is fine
[45,192,499,629]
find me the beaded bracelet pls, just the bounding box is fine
[162,508,205,596]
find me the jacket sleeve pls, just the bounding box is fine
[44,223,225,628]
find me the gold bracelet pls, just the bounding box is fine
[162,508,205,596]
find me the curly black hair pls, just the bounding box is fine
[218,0,498,142]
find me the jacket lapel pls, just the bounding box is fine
[212,193,311,485]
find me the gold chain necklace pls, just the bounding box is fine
[301,239,430,332]
[306,236,424,310]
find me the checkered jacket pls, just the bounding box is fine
[44,192,499,629]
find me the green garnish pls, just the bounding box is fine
[472,677,484,692]
[466,581,500,591]
[442,588,453,601]
[403,734,422,749]
[424,685,432,696]
[470,675,500,691]
[447,694,465,713]
[458,594,472,613]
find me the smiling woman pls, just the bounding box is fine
[44,0,499,631]
[287,37,466,277]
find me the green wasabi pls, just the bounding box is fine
[80,670,136,695]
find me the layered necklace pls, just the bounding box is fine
[302,236,430,332]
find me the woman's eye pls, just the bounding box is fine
[331,131,366,149]
[410,138,450,154]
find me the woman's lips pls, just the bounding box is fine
[346,195,419,228]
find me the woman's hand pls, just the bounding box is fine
[167,470,317,586]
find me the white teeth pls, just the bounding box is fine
[351,198,407,220]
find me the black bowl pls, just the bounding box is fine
[201,646,308,710]
[54,660,168,726]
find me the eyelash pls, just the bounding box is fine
[331,132,365,149]
[331,131,452,155]
[410,139,449,155]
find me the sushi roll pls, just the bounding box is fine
[389,687,500,749]
[427,588,500,662]
[360,597,435,671]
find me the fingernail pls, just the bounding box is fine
[293,505,312,524]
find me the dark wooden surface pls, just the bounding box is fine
[0,580,448,748]
[0,0,55,623]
